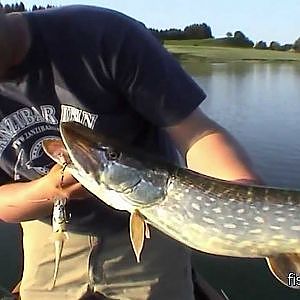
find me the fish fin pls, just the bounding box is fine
[145,221,151,239]
[129,210,145,263]
[42,138,70,166]
[266,254,300,289]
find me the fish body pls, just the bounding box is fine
[49,196,68,290]
[43,122,300,289]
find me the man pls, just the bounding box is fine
[0,5,258,300]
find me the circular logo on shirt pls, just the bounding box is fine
[28,136,60,175]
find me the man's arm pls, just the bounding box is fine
[0,164,88,223]
[165,107,259,182]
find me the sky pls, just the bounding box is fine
[3,0,300,44]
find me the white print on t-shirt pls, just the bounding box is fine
[0,105,58,155]
[60,105,98,129]
[0,104,98,179]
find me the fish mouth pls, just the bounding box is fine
[60,122,104,175]
[60,122,100,149]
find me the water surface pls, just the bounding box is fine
[183,57,300,300]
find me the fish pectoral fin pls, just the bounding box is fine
[266,254,300,289]
[129,210,147,263]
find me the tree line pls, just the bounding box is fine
[0,2,54,12]
[2,2,300,52]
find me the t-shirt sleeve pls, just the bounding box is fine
[112,21,207,127]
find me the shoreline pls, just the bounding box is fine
[165,43,300,63]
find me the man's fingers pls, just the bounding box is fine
[63,182,90,200]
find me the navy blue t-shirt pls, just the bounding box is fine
[1,5,206,232]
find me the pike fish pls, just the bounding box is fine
[43,121,300,289]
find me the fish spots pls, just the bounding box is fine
[291,225,300,231]
[262,206,269,212]
[184,188,190,193]
[225,234,237,240]
[270,225,281,231]
[276,217,286,223]
[196,196,203,201]
[254,216,264,224]
[247,189,253,195]
[273,235,284,240]
[249,228,262,234]
[191,203,200,211]
[204,202,211,207]
[203,217,215,224]
[246,197,252,203]
[237,208,245,214]
[186,211,194,219]
[212,207,222,214]
[224,223,236,229]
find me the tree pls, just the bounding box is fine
[254,41,267,50]
[234,31,246,40]
[19,2,26,11]
[269,41,281,51]
[293,37,300,52]
[282,44,293,51]
[226,32,233,38]
[184,23,213,39]
[233,30,254,48]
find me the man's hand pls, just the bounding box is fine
[0,164,91,223]
[41,164,91,201]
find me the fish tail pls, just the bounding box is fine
[266,254,300,289]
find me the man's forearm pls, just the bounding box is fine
[0,179,55,223]
[186,129,259,182]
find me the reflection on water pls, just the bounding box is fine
[182,57,300,300]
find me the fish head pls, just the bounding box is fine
[59,122,169,211]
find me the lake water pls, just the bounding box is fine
[1,58,300,299]
[181,57,300,300]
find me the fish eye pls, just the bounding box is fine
[105,149,121,161]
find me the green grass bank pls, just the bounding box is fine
[164,39,300,62]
